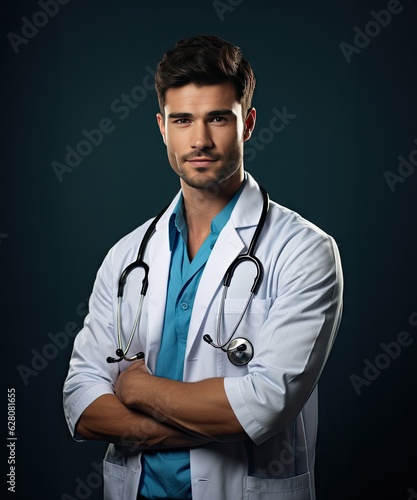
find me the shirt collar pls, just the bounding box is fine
[168,177,247,251]
[168,196,186,251]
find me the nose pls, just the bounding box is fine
[191,122,214,150]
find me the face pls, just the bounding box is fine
[157,82,255,195]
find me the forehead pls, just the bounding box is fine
[164,82,241,114]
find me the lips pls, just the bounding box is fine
[187,157,218,167]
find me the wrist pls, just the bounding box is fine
[119,372,151,410]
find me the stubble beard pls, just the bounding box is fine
[175,153,243,191]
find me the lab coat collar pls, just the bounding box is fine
[154,171,263,235]
[230,171,264,231]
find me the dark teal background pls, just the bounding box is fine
[2,1,416,499]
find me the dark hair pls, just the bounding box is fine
[155,35,256,118]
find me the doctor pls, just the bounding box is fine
[63,35,343,500]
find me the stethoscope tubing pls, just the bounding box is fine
[108,206,169,363]
[215,288,254,350]
[108,186,269,364]
[208,186,269,352]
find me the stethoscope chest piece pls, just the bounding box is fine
[227,337,254,366]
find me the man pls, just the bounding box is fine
[63,35,343,500]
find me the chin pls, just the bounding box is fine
[182,175,220,190]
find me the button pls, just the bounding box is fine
[180,302,189,310]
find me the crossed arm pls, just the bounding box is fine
[73,228,343,451]
[75,361,246,450]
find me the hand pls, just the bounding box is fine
[115,360,150,408]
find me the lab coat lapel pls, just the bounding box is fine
[190,224,245,333]
[144,194,180,369]
[185,173,264,358]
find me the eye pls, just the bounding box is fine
[173,118,191,124]
[210,116,227,123]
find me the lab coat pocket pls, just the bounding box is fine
[221,299,271,342]
[216,298,271,376]
[243,473,311,500]
[103,445,127,500]
[103,462,126,500]
[221,297,271,335]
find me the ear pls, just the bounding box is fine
[156,113,167,145]
[243,107,256,142]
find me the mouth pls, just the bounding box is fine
[187,158,218,167]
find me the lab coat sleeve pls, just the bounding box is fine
[224,230,343,446]
[63,245,120,440]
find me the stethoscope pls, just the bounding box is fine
[107,186,269,366]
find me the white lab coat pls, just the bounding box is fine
[63,173,343,500]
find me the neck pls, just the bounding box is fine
[180,171,244,260]
[181,173,244,230]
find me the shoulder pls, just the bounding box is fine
[111,218,155,256]
[238,173,341,271]
[90,218,155,288]
[243,172,336,247]
[264,199,342,278]
[104,195,180,269]
[265,199,335,248]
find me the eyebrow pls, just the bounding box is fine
[167,109,234,119]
